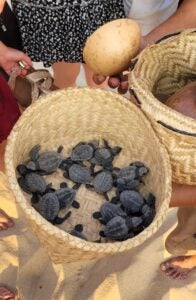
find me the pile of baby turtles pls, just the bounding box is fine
[16,139,156,242]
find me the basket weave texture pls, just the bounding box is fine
[129,29,196,185]
[5,88,171,264]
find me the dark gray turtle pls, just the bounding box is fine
[18,177,31,194]
[145,193,156,207]
[90,140,121,169]
[59,157,74,171]
[115,165,141,191]
[93,202,127,225]
[71,142,94,161]
[26,145,63,173]
[120,190,144,214]
[100,216,135,240]
[117,165,137,182]
[36,192,71,224]
[142,204,156,227]
[116,177,141,191]
[65,164,92,184]
[93,170,113,193]
[130,161,149,178]
[16,164,30,176]
[86,170,113,200]
[70,224,88,240]
[24,172,47,194]
[54,186,80,209]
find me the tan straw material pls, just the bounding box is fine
[5,88,171,264]
[129,29,196,185]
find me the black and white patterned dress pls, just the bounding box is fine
[11,0,125,67]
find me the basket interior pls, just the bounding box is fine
[6,88,171,245]
[134,31,196,101]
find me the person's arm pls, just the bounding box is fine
[0,41,32,75]
[142,0,196,49]
[170,183,196,208]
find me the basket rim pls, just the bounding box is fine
[5,87,172,254]
[129,29,196,135]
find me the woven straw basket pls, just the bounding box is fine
[5,88,171,264]
[129,29,196,185]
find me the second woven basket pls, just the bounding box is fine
[5,88,171,264]
[129,29,196,185]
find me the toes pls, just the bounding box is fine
[0,287,15,300]
[160,261,171,271]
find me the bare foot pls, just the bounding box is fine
[0,209,14,231]
[160,256,196,280]
[0,286,15,300]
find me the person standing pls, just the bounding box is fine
[11,0,125,88]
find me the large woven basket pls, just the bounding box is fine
[129,29,196,185]
[5,88,171,264]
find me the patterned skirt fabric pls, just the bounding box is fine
[11,0,125,66]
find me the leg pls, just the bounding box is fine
[165,207,196,255]
[52,62,81,88]
[0,209,14,230]
[83,64,108,89]
[160,255,196,280]
[166,183,196,255]
[0,286,15,299]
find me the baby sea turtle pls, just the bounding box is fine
[16,164,30,176]
[36,192,71,224]
[93,202,127,225]
[142,204,156,227]
[70,224,88,240]
[145,193,156,207]
[100,216,135,240]
[93,170,113,193]
[26,145,63,174]
[64,164,92,185]
[120,190,144,214]
[24,172,47,194]
[115,165,142,191]
[71,142,94,161]
[90,140,121,170]
[17,172,50,195]
[130,161,149,178]
[116,177,141,191]
[54,186,80,209]
[86,170,113,200]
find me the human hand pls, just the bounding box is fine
[93,36,148,94]
[0,42,32,75]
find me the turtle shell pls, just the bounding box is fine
[103,216,128,240]
[36,193,60,221]
[68,164,92,183]
[54,187,76,209]
[117,165,136,181]
[142,204,156,227]
[25,172,47,194]
[120,190,144,214]
[93,171,113,193]
[92,148,113,166]
[37,151,62,173]
[71,143,94,161]
[100,202,127,223]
